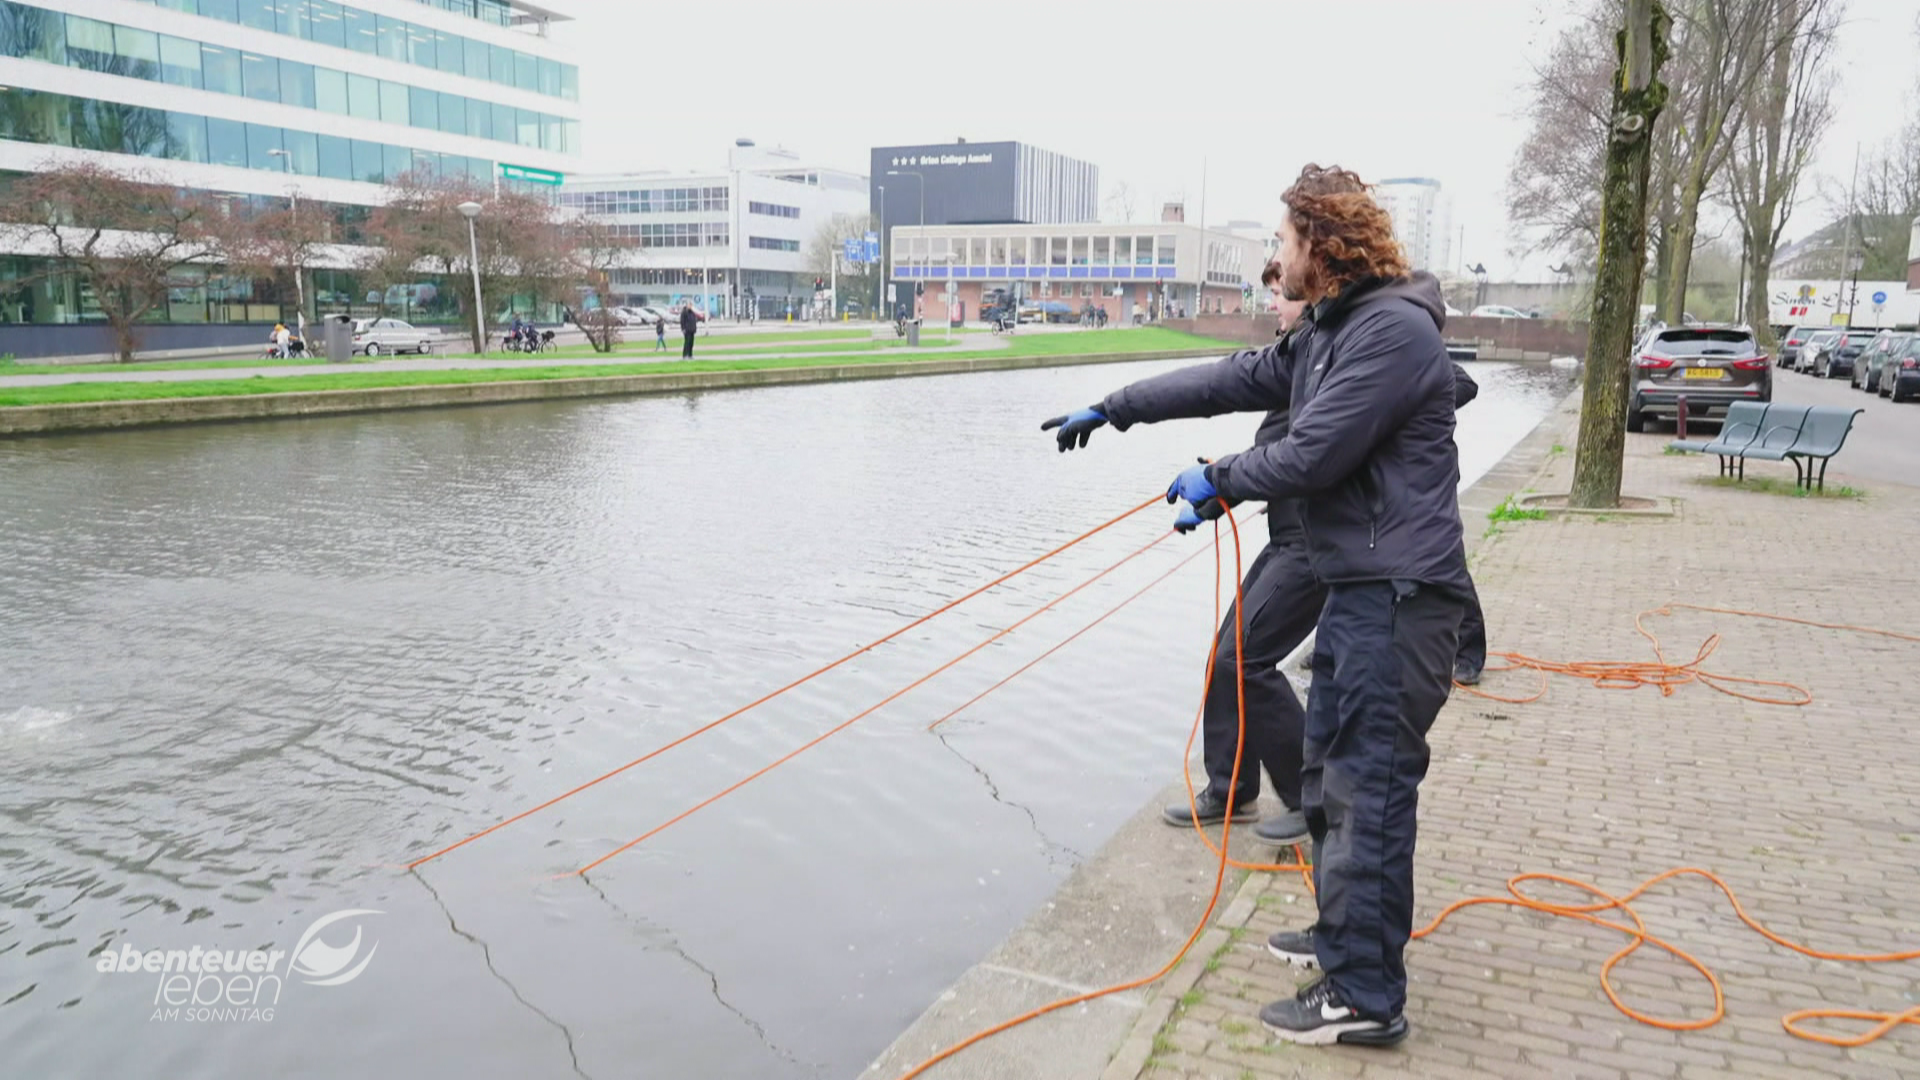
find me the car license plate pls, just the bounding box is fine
[1683,367,1724,379]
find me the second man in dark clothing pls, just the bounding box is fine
[679,304,700,358]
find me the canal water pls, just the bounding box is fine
[0,358,1573,1080]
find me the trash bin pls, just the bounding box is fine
[906,320,920,347]
[324,314,353,364]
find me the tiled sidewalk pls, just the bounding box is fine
[1113,418,1920,1079]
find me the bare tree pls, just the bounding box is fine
[1728,0,1839,347]
[565,218,632,353]
[1507,5,1617,264]
[1571,0,1673,509]
[1102,181,1139,225]
[0,159,219,362]
[1656,0,1814,323]
[360,172,573,352]
[1507,0,1693,290]
[210,197,332,336]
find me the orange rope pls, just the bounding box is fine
[573,524,1179,876]
[925,542,1213,731]
[405,495,1162,871]
[888,498,1251,1080]
[1408,867,1920,1043]
[1449,601,1920,706]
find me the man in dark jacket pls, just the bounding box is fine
[678,304,699,358]
[1043,264,1483,851]
[1161,165,1470,1047]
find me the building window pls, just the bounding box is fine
[4,1,580,115]
[749,237,801,252]
[748,201,800,219]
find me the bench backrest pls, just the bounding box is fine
[1787,406,1863,457]
[1703,400,1769,451]
[1753,404,1810,451]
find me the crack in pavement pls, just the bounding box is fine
[412,870,593,1080]
[581,872,823,1077]
[934,732,1083,870]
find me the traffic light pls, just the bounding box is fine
[915,281,924,297]
[813,277,824,291]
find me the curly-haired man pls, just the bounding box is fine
[1158,164,1473,1046]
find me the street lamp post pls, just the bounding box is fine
[458,201,485,354]
[266,148,305,338]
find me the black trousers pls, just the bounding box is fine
[1303,580,1464,1021]
[1202,539,1322,810]
[1455,573,1486,672]
[681,330,695,358]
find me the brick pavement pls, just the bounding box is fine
[1116,416,1920,1080]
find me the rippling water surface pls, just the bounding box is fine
[0,359,1572,1079]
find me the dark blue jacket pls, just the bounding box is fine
[1097,273,1474,573]
[1205,274,1471,590]
[1101,329,1310,543]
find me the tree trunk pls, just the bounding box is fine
[1571,0,1671,510]
[1743,220,1777,344]
[1649,212,1673,318]
[1661,157,1708,323]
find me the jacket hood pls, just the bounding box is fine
[1314,272,1448,333]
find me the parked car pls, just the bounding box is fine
[1627,324,1770,433]
[1791,329,1841,372]
[1874,334,1920,401]
[669,304,708,323]
[1805,329,1878,378]
[351,318,434,356]
[1852,331,1910,391]
[1470,304,1528,319]
[1776,325,1826,368]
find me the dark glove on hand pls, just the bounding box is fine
[1168,461,1229,534]
[1040,406,1107,452]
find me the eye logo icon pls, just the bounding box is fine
[288,909,382,987]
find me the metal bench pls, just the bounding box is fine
[1741,405,1863,491]
[1714,405,1809,481]
[1667,400,1767,459]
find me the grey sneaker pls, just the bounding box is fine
[1260,974,1407,1047]
[1253,807,1309,845]
[1267,926,1319,969]
[1453,660,1482,686]
[1161,790,1259,828]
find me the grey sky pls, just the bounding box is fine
[549,0,1917,281]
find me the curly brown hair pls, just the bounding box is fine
[1281,164,1409,302]
[1259,259,1283,288]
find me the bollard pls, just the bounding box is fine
[1675,394,1688,441]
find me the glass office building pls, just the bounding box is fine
[0,0,580,354]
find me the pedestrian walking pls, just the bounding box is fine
[654,314,667,352]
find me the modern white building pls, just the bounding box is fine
[1374,177,1452,274]
[886,220,1265,324]
[559,142,869,319]
[0,0,582,355]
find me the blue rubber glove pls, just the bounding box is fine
[1173,503,1207,534]
[1040,406,1108,452]
[1165,463,1217,507]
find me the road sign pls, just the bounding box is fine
[499,163,563,186]
[843,238,862,264]
[864,231,879,262]
[1873,291,1888,305]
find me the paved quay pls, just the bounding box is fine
[1105,394,1920,1080]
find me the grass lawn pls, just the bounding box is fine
[0,355,373,376]
[1693,475,1865,499]
[0,328,1237,408]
